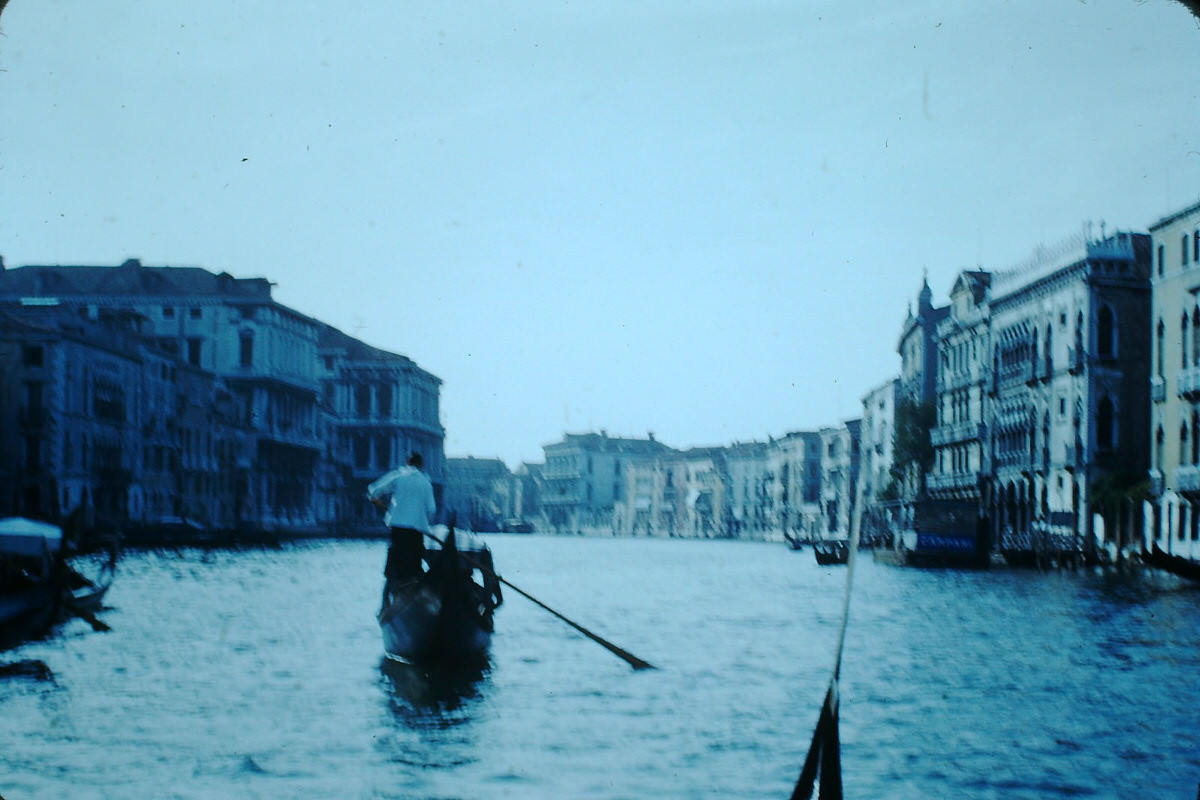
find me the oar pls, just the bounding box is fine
[62,599,111,632]
[422,530,656,671]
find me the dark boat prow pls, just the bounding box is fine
[1142,545,1200,583]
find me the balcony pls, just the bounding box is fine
[926,471,980,492]
[1178,367,1200,399]
[931,421,985,447]
[1151,376,1166,404]
[1177,465,1200,494]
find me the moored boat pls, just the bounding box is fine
[378,528,502,666]
[0,517,118,652]
[813,540,850,565]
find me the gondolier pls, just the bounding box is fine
[368,452,436,593]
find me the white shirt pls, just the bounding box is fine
[367,466,436,532]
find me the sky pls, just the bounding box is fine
[2,1,1199,468]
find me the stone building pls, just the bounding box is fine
[855,378,897,546]
[724,441,771,538]
[927,271,992,519]
[985,229,1151,556]
[317,324,444,534]
[892,279,949,533]
[0,304,252,530]
[766,430,822,542]
[1148,199,1200,562]
[0,259,442,534]
[442,456,513,532]
[541,431,672,534]
[818,421,860,541]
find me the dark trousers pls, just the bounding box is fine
[384,527,425,580]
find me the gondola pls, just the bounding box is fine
[378,527,502,666]
[0,517,118,652]
[813,540,850,566]
[1142,544,1200,583]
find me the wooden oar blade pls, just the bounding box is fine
[791,682,841,800]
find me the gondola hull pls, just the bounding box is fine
[378,530,500,666]
[378,578,492,665]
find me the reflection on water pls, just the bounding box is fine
[379,656,488,720]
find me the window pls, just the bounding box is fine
[189,307,202,319]
[163,306,175,319]
[1157,319,1165,377]
[22,345,44,367]
[1155,426,1164,472]
[187,338,202,366]
[355,385,370,418]
[1097,397,1115,450]
[1195,230,1200,263]
[24,435,41,472]
[239,333,254,367]
[1194,411,1200,465]
[1097,306,1116,359]
[1157,244,1166,276]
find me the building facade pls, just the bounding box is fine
[1148,199,1200,561]
[984,229,1151,556]
[855,378,897,546]
[0,259,443,535]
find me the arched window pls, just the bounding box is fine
[1157,319,1166,377]
[1097,306,1116,359]
[1183,313,1191,369]
[1192,308,1200,367]
[1193,410,1200,465]
[1181,422,1190,466]
[1097,397,1116,450]
[1044,324,1053,375]
[1156,426,1165,472]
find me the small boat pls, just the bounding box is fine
[1142,545,1200,583]
[378,528,502,666]
[813,540,850,566]
[0,517,118,652]
[783,533,804,551]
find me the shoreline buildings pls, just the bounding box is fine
[0,259,443,536]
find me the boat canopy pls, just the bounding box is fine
[0,518,63,559]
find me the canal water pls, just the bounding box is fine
[1,535,1198,799]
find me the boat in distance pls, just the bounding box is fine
[378,527,503,666]
[813,540,850,566]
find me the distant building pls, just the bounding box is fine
[443,457,512,531]
[819,421,860,541]
[766,430,821,542]
[855,378,897,545]
[542,431,673,534]
[725,441,771,538]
